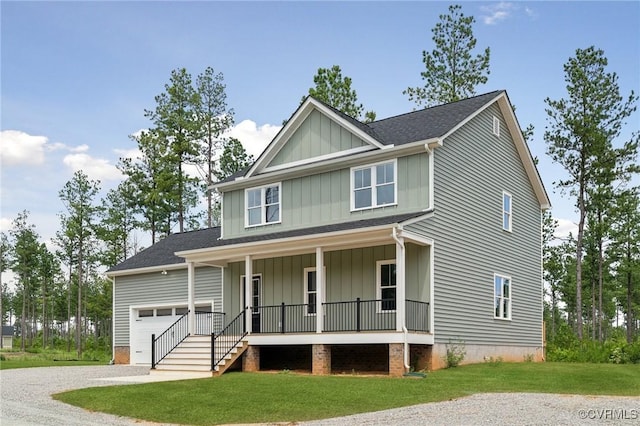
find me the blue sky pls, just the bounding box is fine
[1,1,639,247]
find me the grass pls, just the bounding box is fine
[0,350,109,370]
[53,362,640,425]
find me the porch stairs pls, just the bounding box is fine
[150,335,248,377]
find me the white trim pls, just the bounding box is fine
[111,276,116,360]
[502,191,513,232]
[240,273,262,310]
[350,159,398,211]
[248,331,434,346]
[428,148,435,211]
[262,146,374,173]
[304,265,327,317]
[220,191,225,239]
[245,182,282,228]
[106,263,187,277]
[376,259,397,313]
[246,98,387,178]
[493,273,512,320]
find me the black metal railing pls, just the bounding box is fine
[254,303,316,334]
[151,311,189,369]
[323,298,396,332]
[211,309,247,370]
[405,299,430,332]
[195,311,225,335]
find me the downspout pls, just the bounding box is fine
[391,227,410,371]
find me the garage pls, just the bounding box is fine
[130,306,187,365]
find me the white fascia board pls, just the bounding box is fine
[176,224,399,264]
[245,98,386,179]
[213,139,431,192]
[105,263,187,278]
[248,331,433,345]
[496,94,551,210]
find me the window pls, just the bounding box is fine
[156,308,172,316]
[304,268,317,315]
[493,116,500,137]
[377,260,397,311]
[502,191,512,232]
[138,309,153,318]
[494,274,511,320]
[246,183,281,227]
[175,307,188,316]
[351,160,396,210]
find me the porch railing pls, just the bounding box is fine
[323,298,396,332]
[256,303,316,333]
[151,311,189,369]
[405,299,430,332]
[195,311,225,335]
[211,309,247,370]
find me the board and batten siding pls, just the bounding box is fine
[222,152,430,238]
[406,104,543,347]
[113,266,222,346]
[223,245,407,317]
[268,109,369,167]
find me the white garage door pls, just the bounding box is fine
[130,307,183,365]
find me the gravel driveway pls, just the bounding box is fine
[1,365,638,426]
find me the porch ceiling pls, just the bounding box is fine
[177,225,398,266]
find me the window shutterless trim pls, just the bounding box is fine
[350,159,397,211]
[244,182,282,228]
[494,273,512,320]
[502,191,512,232]
[376,259,397,313]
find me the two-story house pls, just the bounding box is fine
[107,90,550,376]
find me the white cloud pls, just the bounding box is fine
[481,2,514,25]
[114,147,142,161]
[62,153,123,181]
[0,217,13,232]
[525,6,538,19]
[554,217,578,241]
[0,130,48,166]
[227,120,281,159]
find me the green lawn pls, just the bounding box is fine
[53,362,640,425]
[0,351,109,370]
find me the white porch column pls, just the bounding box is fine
[187,262,195,335]
[315,247,324,334]
[244,255,252,334]
[395,235,406,332]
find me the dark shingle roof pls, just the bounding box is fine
[108,212,426,273]
[108,227,221,272]
[368,91,503,146]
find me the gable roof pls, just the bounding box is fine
[107,227,221,273]
[369,91,503,145]
[108,213,427,274]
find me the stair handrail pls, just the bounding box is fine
[211,308,247,370]
[151,311,189,369]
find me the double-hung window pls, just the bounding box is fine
[377,260,397,311]
[494,274,511,320]
[352,160,396,210]
[502,191,512,232]
[304,268,317,315]
[246,183,281,227]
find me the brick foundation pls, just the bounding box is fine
[312,344,331,375]
[114,346,130,364]
[410,344,433,371]
[243,345,260,372]
[388,343,406,377]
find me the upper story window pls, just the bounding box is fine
[502,191,512,232]
[493,116,500,137]
[494,274,511,320]
[246,183,281,227]
[351,160,397,211]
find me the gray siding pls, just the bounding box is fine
[406,104,543,346]
[223,152,430,238]
[268,109,368,167]
[113,266,222,346]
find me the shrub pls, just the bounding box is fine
[443,339,466,368]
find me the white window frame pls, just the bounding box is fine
[376,260,397,312]
[493,116,500,137]
[350,159,397,211]
[245,183,282,228]
[494,274,512,320]
[240,274,262,312]
[303,267,326,316]
[502,191,512,232]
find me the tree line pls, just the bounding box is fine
[1,4,638,359]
